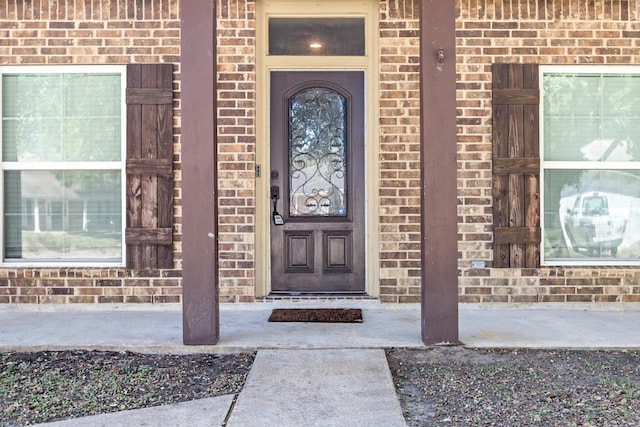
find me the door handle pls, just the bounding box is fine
[270,185,284,225]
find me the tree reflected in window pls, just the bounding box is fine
[288,87,347,217]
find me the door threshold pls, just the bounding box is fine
[259,293,376,303]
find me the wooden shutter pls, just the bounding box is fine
[125,64,174,269]
[492,63,540,268]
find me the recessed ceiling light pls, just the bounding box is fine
[309,42,322,49]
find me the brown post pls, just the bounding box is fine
[420,0,459,344]
[180,0,219,345]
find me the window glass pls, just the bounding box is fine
[2,74,121,162]
[542,69,640,264]
[4,171,122,261]
[269,18,365,56]
[544,73,640,162]
[289,87,347,217]
[1,68,124,264]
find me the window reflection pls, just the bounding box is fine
[544,73,640,162]
[544,170,640,260]
[4,170,122,260]
[543,70,640,263]
[288,87,347,217]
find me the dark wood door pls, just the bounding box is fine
[270,71,365,293]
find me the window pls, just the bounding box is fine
[541,66,640,265]
[289,87,347,217]
[1,66,125,265]
[268,18,365,56]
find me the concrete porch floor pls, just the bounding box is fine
[1,301,639,352]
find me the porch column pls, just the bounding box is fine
[181,0,219,345]
[420,1,459,344]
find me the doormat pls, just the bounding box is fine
[268,308,363,323]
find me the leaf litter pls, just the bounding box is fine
[387,347,640,427]
[0,351,255,426]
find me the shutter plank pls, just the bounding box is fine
[126,159,172,175]
[492,89,539,105]
[523,65,539,159]
[141,66,159,268]
[157,174,174,267]
[522,64,540,265]
[525,173,540,266]
[493,174,510,268]
[126,228,173,245]
[155,65,175,269]
[126,88,172,105]
[510,173,525,268]
[126,173,143,268]
[142,175,158,228]
[493,158,539,174]
[492,64,511,268]
[508,67,525,267]
[127,65,144,268]
[142,174,158,269]
[126,64,144,268]
[494,227,541,244]
[523,64,540,265]
[141,66,159,160]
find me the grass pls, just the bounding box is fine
[1,353,162,421]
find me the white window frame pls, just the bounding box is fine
[0,65,127,267]
[540,65,640,266]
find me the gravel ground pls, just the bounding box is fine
[387,347,640,426]
[0,351,255,426]
[1,348,639,426]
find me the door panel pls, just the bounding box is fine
[286,231,313,272]
[270,71,365,293]
[324,231,351,271]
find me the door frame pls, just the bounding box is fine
[255,0,379,297]
[269,71,366,294]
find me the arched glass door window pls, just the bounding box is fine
[288,87,347,217]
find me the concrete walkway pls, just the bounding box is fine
[227,349,406,427]
[1,301,638,426]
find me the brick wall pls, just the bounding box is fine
[456,0,640,303]
[0,0,182,303]
[377,0,422,303]
[216,0,257,303]
[2,0,640,305]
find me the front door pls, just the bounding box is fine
[270,71,365,293]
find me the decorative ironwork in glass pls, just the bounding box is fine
[289,87,347,217]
